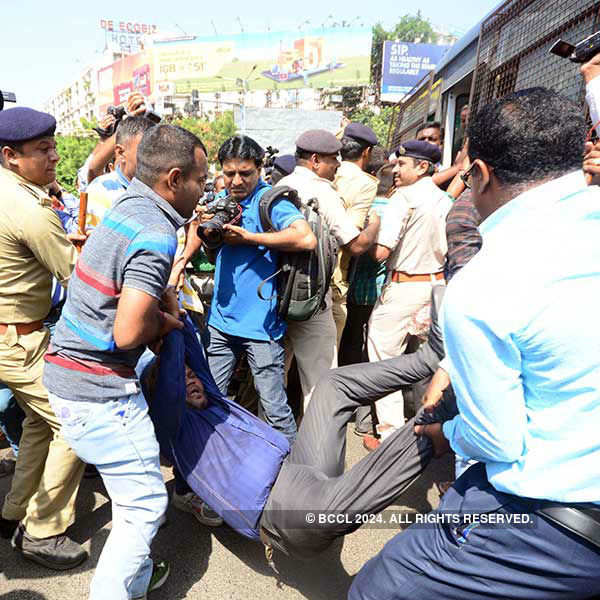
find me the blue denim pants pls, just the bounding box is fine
[349,463,600,600]
[202,325,296,443]
[49,391,168,600]
[0,383,24,455]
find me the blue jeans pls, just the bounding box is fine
[349,463,600,600]
[0,383,24,455]
[49,391,168,600]
[202,325,296,443]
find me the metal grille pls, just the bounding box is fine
[387,73,441,150]
[471,0,600,113]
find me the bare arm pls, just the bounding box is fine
[344,213,381,256]
[223,219,317,252]
[369,243,392,263]
[432,165,461,188]
[86,134,116,184]
[113,287,182,350]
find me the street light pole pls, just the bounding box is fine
[216,64,258,135]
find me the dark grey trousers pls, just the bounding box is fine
[260,340,456,559]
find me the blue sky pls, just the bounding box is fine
[1,0,501,109]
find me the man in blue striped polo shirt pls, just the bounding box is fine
[42,125,208,600]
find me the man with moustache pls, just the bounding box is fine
[0,107,88,568]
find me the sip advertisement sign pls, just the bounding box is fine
[381,42,449,103]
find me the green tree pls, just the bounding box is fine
[371,12,439,101]
[171,110,237,166]
[55,135,97,194]
[348,106,395,147]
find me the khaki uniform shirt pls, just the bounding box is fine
[278,166,360,246]
[0,167,78,323]
[333,160,378,291]
[378,176,452,275]
[334,161,378,228]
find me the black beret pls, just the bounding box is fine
[0,107,56,143]
[344,122,378,146]
[397,140,441,164]
[296,129,341,155]
[273,154,296,175]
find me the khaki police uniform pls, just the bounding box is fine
[0,166,84,538]
[332,160,378,344]
[367,176,452,428]
[278,165,361,410]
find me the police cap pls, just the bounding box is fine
[273,154,296,175]
[344,122,378,146]
[0,107,56,143]
[296,129,341,155]
[397,140,441,165]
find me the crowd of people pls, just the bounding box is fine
[1,52,600,600]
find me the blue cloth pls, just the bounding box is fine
[441,171,600,503]
[349,463,600,600]
[208,180,304,341]
[202,324,296,443]
[54,190,80,234]
[140,317,290,539]
[0,384,23,455]
[0,107,55,141]
[48,390,167,600]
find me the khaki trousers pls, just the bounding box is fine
[0,326,84,538]
[285,297,338,411]
[331,285,348,349]
[367,280,439,428]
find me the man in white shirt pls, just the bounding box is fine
[367,140,452,431]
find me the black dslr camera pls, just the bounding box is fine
[197,195,243,250]
[550,31,600,63]
[93,105,126,138]
[93,104,161,138]
[263,145,279,184]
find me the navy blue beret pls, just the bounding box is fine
[397,140,441,164]
[273,154,296,175]
[0,107,56,143]
[296,129,341,155]
[344,122,378,146]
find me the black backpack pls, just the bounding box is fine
[257,186,338,322]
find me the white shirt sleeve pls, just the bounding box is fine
[317,184,360,246]
[586,76,600,127]
[376,195,409,250]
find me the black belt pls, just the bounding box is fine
[537,503,600,549]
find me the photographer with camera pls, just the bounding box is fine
[198,135,316,444]
[84,115,156,231]
[77,92,149,192]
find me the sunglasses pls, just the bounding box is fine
[460,163,477,189]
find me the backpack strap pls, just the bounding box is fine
[257,269,282,301]
[258,186,302,232]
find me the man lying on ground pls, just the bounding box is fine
[142,285,449,561]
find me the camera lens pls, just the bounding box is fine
[198,223,224,250]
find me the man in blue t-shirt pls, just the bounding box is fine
[200,135,316,443]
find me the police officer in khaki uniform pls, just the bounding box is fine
[0,107,87,569]
[278,130,380,410]
[332,123,379,344]
[367,140,452,433]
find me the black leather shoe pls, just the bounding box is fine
[0,517,19,539]
[12,523,88,570]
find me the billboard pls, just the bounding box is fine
[97,27,371,111]
[381,42,449,103]
[97,52,153,109]
[100,19,158,54]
